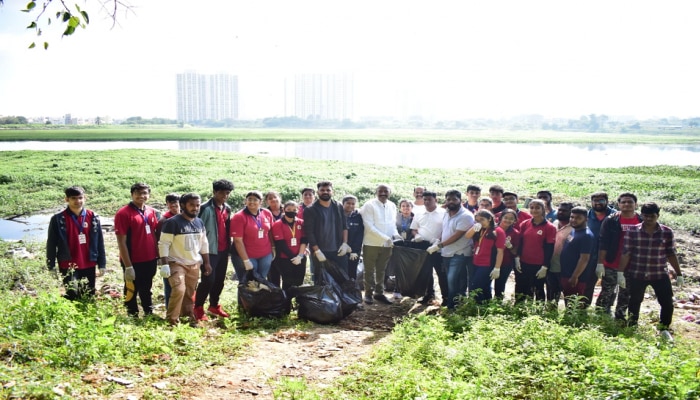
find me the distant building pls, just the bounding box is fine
[285,73,354,120]
[176,71,239,123]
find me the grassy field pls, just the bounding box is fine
[1,127,700,144]
[1,149,700,398]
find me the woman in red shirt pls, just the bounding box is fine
[495,208,521,299]
[231,191,275,281]
[516,199,556,303]
[465,210,505,303]
[270,201,308,291]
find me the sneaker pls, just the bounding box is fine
[373,294,393,305]
[660,330,674,342]
[393,292,402,300]
[364,295,374,304]
[193,306,209,321]
[207,305,230,318]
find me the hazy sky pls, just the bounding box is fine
[1,0,698,120]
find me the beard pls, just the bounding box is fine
[183,209,197,219]
[319,194,331,201]
[592,203,607,212]
[447,203,461,211]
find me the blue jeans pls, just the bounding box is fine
[231,253,272,281]
[442,254,468,309]
[470,265,493,303]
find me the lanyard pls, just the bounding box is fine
[69,209,87,234]
[250,213,263,230]
[287,219,297,239]
[130,203,149,225]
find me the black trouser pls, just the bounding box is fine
[627,275,675,328]
[271,256,307,291]
[195,252,229,308]
[514,262,546,303]
[413,241,447,300]
[61,267,96,300]
[347,256,360,281]
[546,271,562,303]
[122,259,157,316]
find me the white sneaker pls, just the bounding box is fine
[393,292,402,300]
[660,330,674,342]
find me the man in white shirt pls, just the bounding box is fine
[410,191,446,305]
[360,184,401,304]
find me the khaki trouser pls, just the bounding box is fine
[167,262,200,325]
[362,245,393,296]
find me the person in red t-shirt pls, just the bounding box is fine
[270,201,308,291]
[515,199,556,303]
[465,210,505,303]
[495,208,520,299]
[596,192,642,321]
[114,182,160,317]
[46,186,106,300]
[231,191,275,281]
[155,193,180,309]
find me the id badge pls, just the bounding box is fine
[78,233,87,244]
[474,247,480,255]
[258,229,264,239]
[401,231,407,239]
[290,238,297,247]
[145,225,151,234]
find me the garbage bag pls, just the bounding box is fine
[320,267,361,317]
[238,272,290,318]
[387,245,428,297]
[291,285,343,324]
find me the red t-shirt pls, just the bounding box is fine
[59,209,96,270]
[473,227,506,267]
[501,227,521,267]
[114,203,159,263]
[231,208,273,259]
[271,218,305,259]
[216,206,230,252]
[604,215,641,269]
[519,218,556,265]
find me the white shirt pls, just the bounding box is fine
[412,204,426,217]
[360,198,399,246]
[441,207,475,257]
[410,207,445,243]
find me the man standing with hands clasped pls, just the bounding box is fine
[360,184,402,305]
[618,202,682,341]
[158,193,212,327]
[559,206,595,308]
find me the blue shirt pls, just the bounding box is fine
[560,227,595,279]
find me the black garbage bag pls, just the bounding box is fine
[238,271,290,318]
[320,267,361,317]
[387,245,428,297]
[290,285,344,324]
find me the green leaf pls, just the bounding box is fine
[28,42,36,49]
[47,17,51,25]
[26,1,36,11]
[63,25,76,36]
[62,12,71,22]
[68,16,80,28]
[43,42,48,50]
[75,4,81,12]
[80,11,89,24]
[27,21,37,29]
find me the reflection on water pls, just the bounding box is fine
[2,140,699,169]
[0,214,52,242]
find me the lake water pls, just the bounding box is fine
[2,140,699,169]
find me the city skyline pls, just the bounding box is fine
[1,1,700,121]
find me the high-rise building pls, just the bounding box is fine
[176,71,238,123]
[285,73,353,120]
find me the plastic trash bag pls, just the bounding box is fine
[290,285,344,324]
[238,271,290,318]
[387,245,428,297]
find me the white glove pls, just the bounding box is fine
[243,259,254,271]
[430,238,441,245]
[596,263,605,279]
[514,257,521,273]
[337,242,352,256]
[426,243,440,254]
[349,253,359,261]
[472,223,482,232]
[315,250,327,262]
[384,238,394,248]
[392,234,403,241]
[124,266,136,282]
[536,266,548,279]
[412,234,424,243]
[489,268,500,280]
[290,255,302,265]
[676,275,684,288]
[505,236,513,249]
[97,267,106,277]
[160,264,171,278]
[617,271,626,289]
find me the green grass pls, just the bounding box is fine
[1,150,699,232]
[1,127,700,143]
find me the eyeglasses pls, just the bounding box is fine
[592,199,607,204]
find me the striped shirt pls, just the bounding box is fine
[622,223,676,281]
[158,215,209,266]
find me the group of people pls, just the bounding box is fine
[46,181,683,335]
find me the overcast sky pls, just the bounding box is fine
[0,0,698,120]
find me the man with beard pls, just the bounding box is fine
[360,184,401,304]
[596,192,642,321]
[411,191,447,305]
[547,202,574,305]
[583,191,615,306]
[560,206,596,308]
[303,181,349,285]
[158,193,212,326]
[427,189,474,309]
